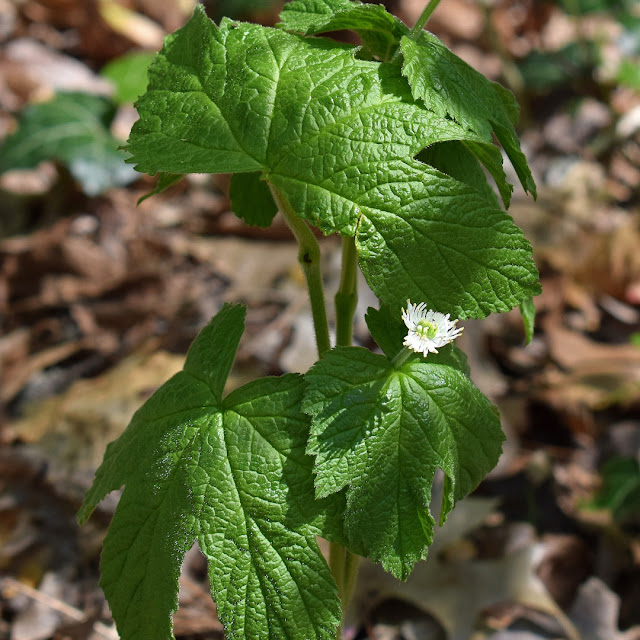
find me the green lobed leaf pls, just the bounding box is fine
[126,5,539,319]
[364,304,407,359]
[229,172,279,227]
[137,172,184,204]
[278,0,523,206]
[79,303,342,640]
[278,0,409,61]
[126,7,490,201]
[590,457,640,523]
[303,346,504,579]
[0,92,136,196]
[354,161,541,319]
[400,33,537,201]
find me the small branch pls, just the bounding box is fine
[0,577,118,640]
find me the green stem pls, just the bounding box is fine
[268,184,331,356]
[391,346,415,369]
[390,0,442,62]
[408,0,443,40]
[331,235,361,639]
[329,542,360,639]
[334,236,358,347]
[269,186,360,640]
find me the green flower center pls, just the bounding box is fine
[416,319,438,339]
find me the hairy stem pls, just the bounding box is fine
[268,184,331,356]
[335,235,358,347]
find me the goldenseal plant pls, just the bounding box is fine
[78,0,541,638]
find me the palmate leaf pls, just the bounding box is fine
[126,5,540,320]
[354,161,540,318]
[78,304,343,640]
[303,346,504,579]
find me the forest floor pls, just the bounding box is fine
[1,1,639,639]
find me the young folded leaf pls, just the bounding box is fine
[278,0,409,61]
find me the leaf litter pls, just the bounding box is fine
[1,0,640,639]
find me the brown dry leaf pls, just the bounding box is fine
[174,547,223,638]
[19,0,132,63]
[570,577,640,640]
[536,534,593,610]
[491,0,554,57]
[343,498,581,640]
[0,38,113,104]
[1,335,118,405]
[136,0,197,33]
[417,0,485,41]
[97,0,165,49]
[576,218,640,304]
[6,349,184,477]
[539,321,640,411]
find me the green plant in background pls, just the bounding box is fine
[208,0,277,20]
[77,0,541,638]
[0,51,151,197]
[519,0,640,93]
[0,92,137,196]
[590,457,640,525]
[101,51,155,105]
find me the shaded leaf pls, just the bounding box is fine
[229,172,278,227]
[278,0,408,61]
[303,346,503,578]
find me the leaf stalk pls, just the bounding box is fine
[329,542,360,640]
[332,234,361,639]
[269,183,331,356]
[390,0,443,62]
[391,346,415,368]
[408,0,443,40]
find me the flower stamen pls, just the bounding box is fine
[401,300,463,357]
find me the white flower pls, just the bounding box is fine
[401,300,463,356]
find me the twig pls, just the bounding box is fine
[0,576,118,639]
